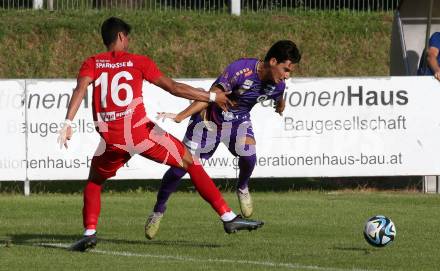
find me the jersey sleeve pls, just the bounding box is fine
[213,61,244,92]
[429,32,440,50]
[140,56,163,83]
[78,57,95,79]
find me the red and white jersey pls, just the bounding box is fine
[78,51,162,144]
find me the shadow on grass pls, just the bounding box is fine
[4,233,224,249]
[333,246,377,254]
[0,176,423,194]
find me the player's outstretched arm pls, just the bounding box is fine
[153,76,233,111]
[57,76,93,149]
[157,100,209,123]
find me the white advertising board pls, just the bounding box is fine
[25,80,98,180]
[2,76,440,180]
[253,76,440,177]
[0,80,26,180]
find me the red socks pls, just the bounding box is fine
[83,181,102,230]
[186,163,231,216]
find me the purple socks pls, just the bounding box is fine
[153,167,187,213]
[237,154,256,190]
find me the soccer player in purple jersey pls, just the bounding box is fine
[145,40,301,239]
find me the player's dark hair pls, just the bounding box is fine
[101,17,131,47]
[264,40,301,64]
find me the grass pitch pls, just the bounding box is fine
[1,191,439,271]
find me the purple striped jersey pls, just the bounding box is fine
[208,58,285,124]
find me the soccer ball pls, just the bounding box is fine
[363,215,396,247]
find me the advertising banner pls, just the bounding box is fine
[0,80,26,181]
[252,77,440,177]
[2,76,440,180]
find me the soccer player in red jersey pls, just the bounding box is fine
[58,17,263,252]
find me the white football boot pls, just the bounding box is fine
[237,187,253,218]
[145,212,164,240]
